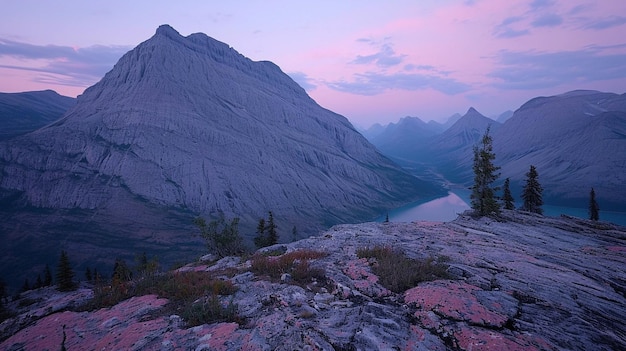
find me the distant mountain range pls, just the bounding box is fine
[0,90,75,140]
[365,90,626,211]
[0,25,441,290]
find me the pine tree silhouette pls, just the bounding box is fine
[254,218,267,249]
[266,211,278,246]
[56,250,77,292]
[502,178,515,210]
[470,126,501,217]
[589,187,600,221]
[521,165,543,214]
[44,264,53,286]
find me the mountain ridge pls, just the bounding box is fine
[0,25,440,291]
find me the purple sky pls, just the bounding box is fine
[1,1,625,127]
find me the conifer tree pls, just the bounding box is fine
[254,218,267,249]
[35,274,43,289]
[470,126,501,217]
[589,187,600,221]
[502,177,515,210]
[112,258,133,283]
[44,264,53,286]
[85,267,93,282]
[21,278,30,292]
[56,250,77,292]
[266,211,278,246]
[521,165,543,214]
[291,226,298,242]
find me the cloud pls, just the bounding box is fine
[583,16,626,30]
[489,45,626,90]
[288,71,317,91]
[351,43,405,67]
[0,38,130,87]
[529,0,554,11]
[531,13,563,27]
[493,16,531,38]
[326,71,470,96]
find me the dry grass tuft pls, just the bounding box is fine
[357,245,451,293]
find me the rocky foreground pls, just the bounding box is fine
[1,211,625,350]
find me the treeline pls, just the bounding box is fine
[470,127,601,220]
[194,210,300,258]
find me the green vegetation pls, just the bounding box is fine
[56,250,77,292]
[589,187,600,221]
[470,126,501,217]
[251,249,326,285]
[521,165,543,214]
[81,270,239,327]
[357,245,451,293]
[194,214,244,258]
[254,211,279,249]
[502,177,515,210]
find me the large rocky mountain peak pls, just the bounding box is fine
[0,25,439,289]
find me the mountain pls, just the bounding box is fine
[369,116,441,159]
[418,108,499,183]
[494,90,626,210]
[0,25,441,290]
[360,122,386,140]
[368,108,498,183]
[0,90,75,140]
[495,110,514,123]
[3,212,624,350]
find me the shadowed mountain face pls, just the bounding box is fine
[0,25,441,290]
[0,90,76,140]
[494,90,626,209]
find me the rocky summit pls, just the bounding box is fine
[2,212,624,350]
[0,25,438,288]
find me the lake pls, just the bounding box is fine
[380,189,626,226]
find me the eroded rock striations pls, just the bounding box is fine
[0,25,437,288]
[2,212,624,350]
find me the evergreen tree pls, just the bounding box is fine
[93,268,101,283]
[56,250,77,292]
[521,165,543,214]
[35,274,43,289]
[502,178,515,210]
[85,267,92,282]
[112,258,133,283]
[44,264,53,286]
[266,211,278,246]
[291,225,298,243]
[470,127,501,217]
[253,218,267,249]
[384,212,390,223]
[21,278,30,292]
[589,187,600,221]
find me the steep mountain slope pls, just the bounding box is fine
[420,108,499,183]
[369,116,441,160]
[0,90,75,140]
[494,90,626,209]
[0,25,440,290]
[369,108,498,183]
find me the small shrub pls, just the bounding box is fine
[181,295,238,327]
[357,245,451,293]
[78,270,239,323]
[251,249,327,284]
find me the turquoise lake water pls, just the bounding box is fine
[381,189,626,226]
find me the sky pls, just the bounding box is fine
[1,1,625,128]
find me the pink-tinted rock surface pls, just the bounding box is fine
[1,211,624,350]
